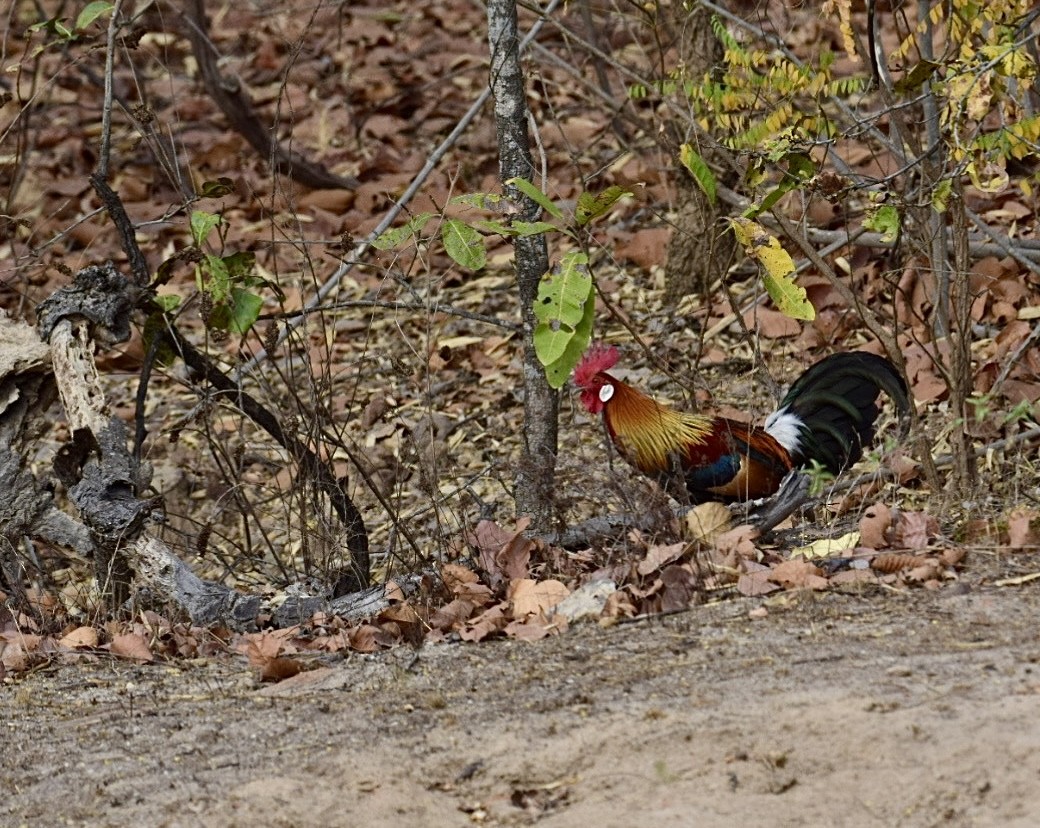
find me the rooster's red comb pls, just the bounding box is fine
[573,342,619,388]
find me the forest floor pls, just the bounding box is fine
[5,550,1040,828]
[4,2,1040,826]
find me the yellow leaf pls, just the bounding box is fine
[792,531,860,559]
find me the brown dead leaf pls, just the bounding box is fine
[685,502,732,545]
[858,503,892,550]
[744,306,801,339]
[348,624,396,653]
[503,616,562,642]
[60,626,99,649]
[429,598,477,632]
[892,511,940,550]
[769,560,827,590]
[459,603,510,643]
[109,633,154,662]
[712,524,760,565]
[1007,507,1040,549]
[737,562,780,596]
[509,579,570,618]
[829,569,879,586]
[468,518,534,586]
[637,541,687,576]
[258,656,305,683]
[659,564,698,612]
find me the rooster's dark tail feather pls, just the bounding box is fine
[775,352,910,474]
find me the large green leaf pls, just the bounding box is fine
[441,218,486,270]
[190,211,221,247]
[506,177,565,220]
[533,251,594,374]
[542,292,595,390]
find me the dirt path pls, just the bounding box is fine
[5,567,1040,827]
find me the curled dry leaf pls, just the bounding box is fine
[1007,507,1040,550]
[871,553,921,574]
[891,511,940,550]
[712,525,760,566]
[906,560,941,583]
[940,546,967,567]
[859,503,892,550]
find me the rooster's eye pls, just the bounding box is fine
[598,384,614,403]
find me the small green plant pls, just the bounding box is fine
[373,178,631,387]
[152,206,271,339]
[28,2,114,50]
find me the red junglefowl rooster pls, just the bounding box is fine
[574,344,910,521]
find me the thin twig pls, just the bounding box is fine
[235,0,564,381]
[259,298,519,332]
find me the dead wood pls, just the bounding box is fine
[180,0,358,192]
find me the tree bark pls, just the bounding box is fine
[487,0,558,530]
[663,2,735,302]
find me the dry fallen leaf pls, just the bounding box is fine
[109,633,154,662]
[637,541,687,576]
[792,531,860,559]
[509,579,570,618]
[859,503,892,550]
[60,626,99,649]
[685,502,733,545]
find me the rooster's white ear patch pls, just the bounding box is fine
[598,384,614,403]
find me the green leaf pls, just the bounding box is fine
[931,181,951,214]
[893,59,941,95]
[744,152,816,218]
[190,211,221,247]
[575,185,633,226]
[371,212,434,250]
[679,144,717,205]
[730,217,814,321]
[542,290,595,389]
[227,288,264,334]
[533,251,593,368]
[472,219,518,237]
[441,218,486,270]
[199,177,236,198]
[222,250,256,282]
[76,2,114,31]
[863,203,902,242]
[510,220,563,237]
[506,177,565,220]
[762,272,815,321]
[200,253,231,302]
[153,293,181,313]
[142,312,178,366]
[450,192,505,210]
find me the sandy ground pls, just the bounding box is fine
[5,556,1040,828]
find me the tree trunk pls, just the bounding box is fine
[486,0,558,530]
[663,2,735,302]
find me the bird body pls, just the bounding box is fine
[575,345,909,505]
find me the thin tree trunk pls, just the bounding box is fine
[486,0,558,530]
